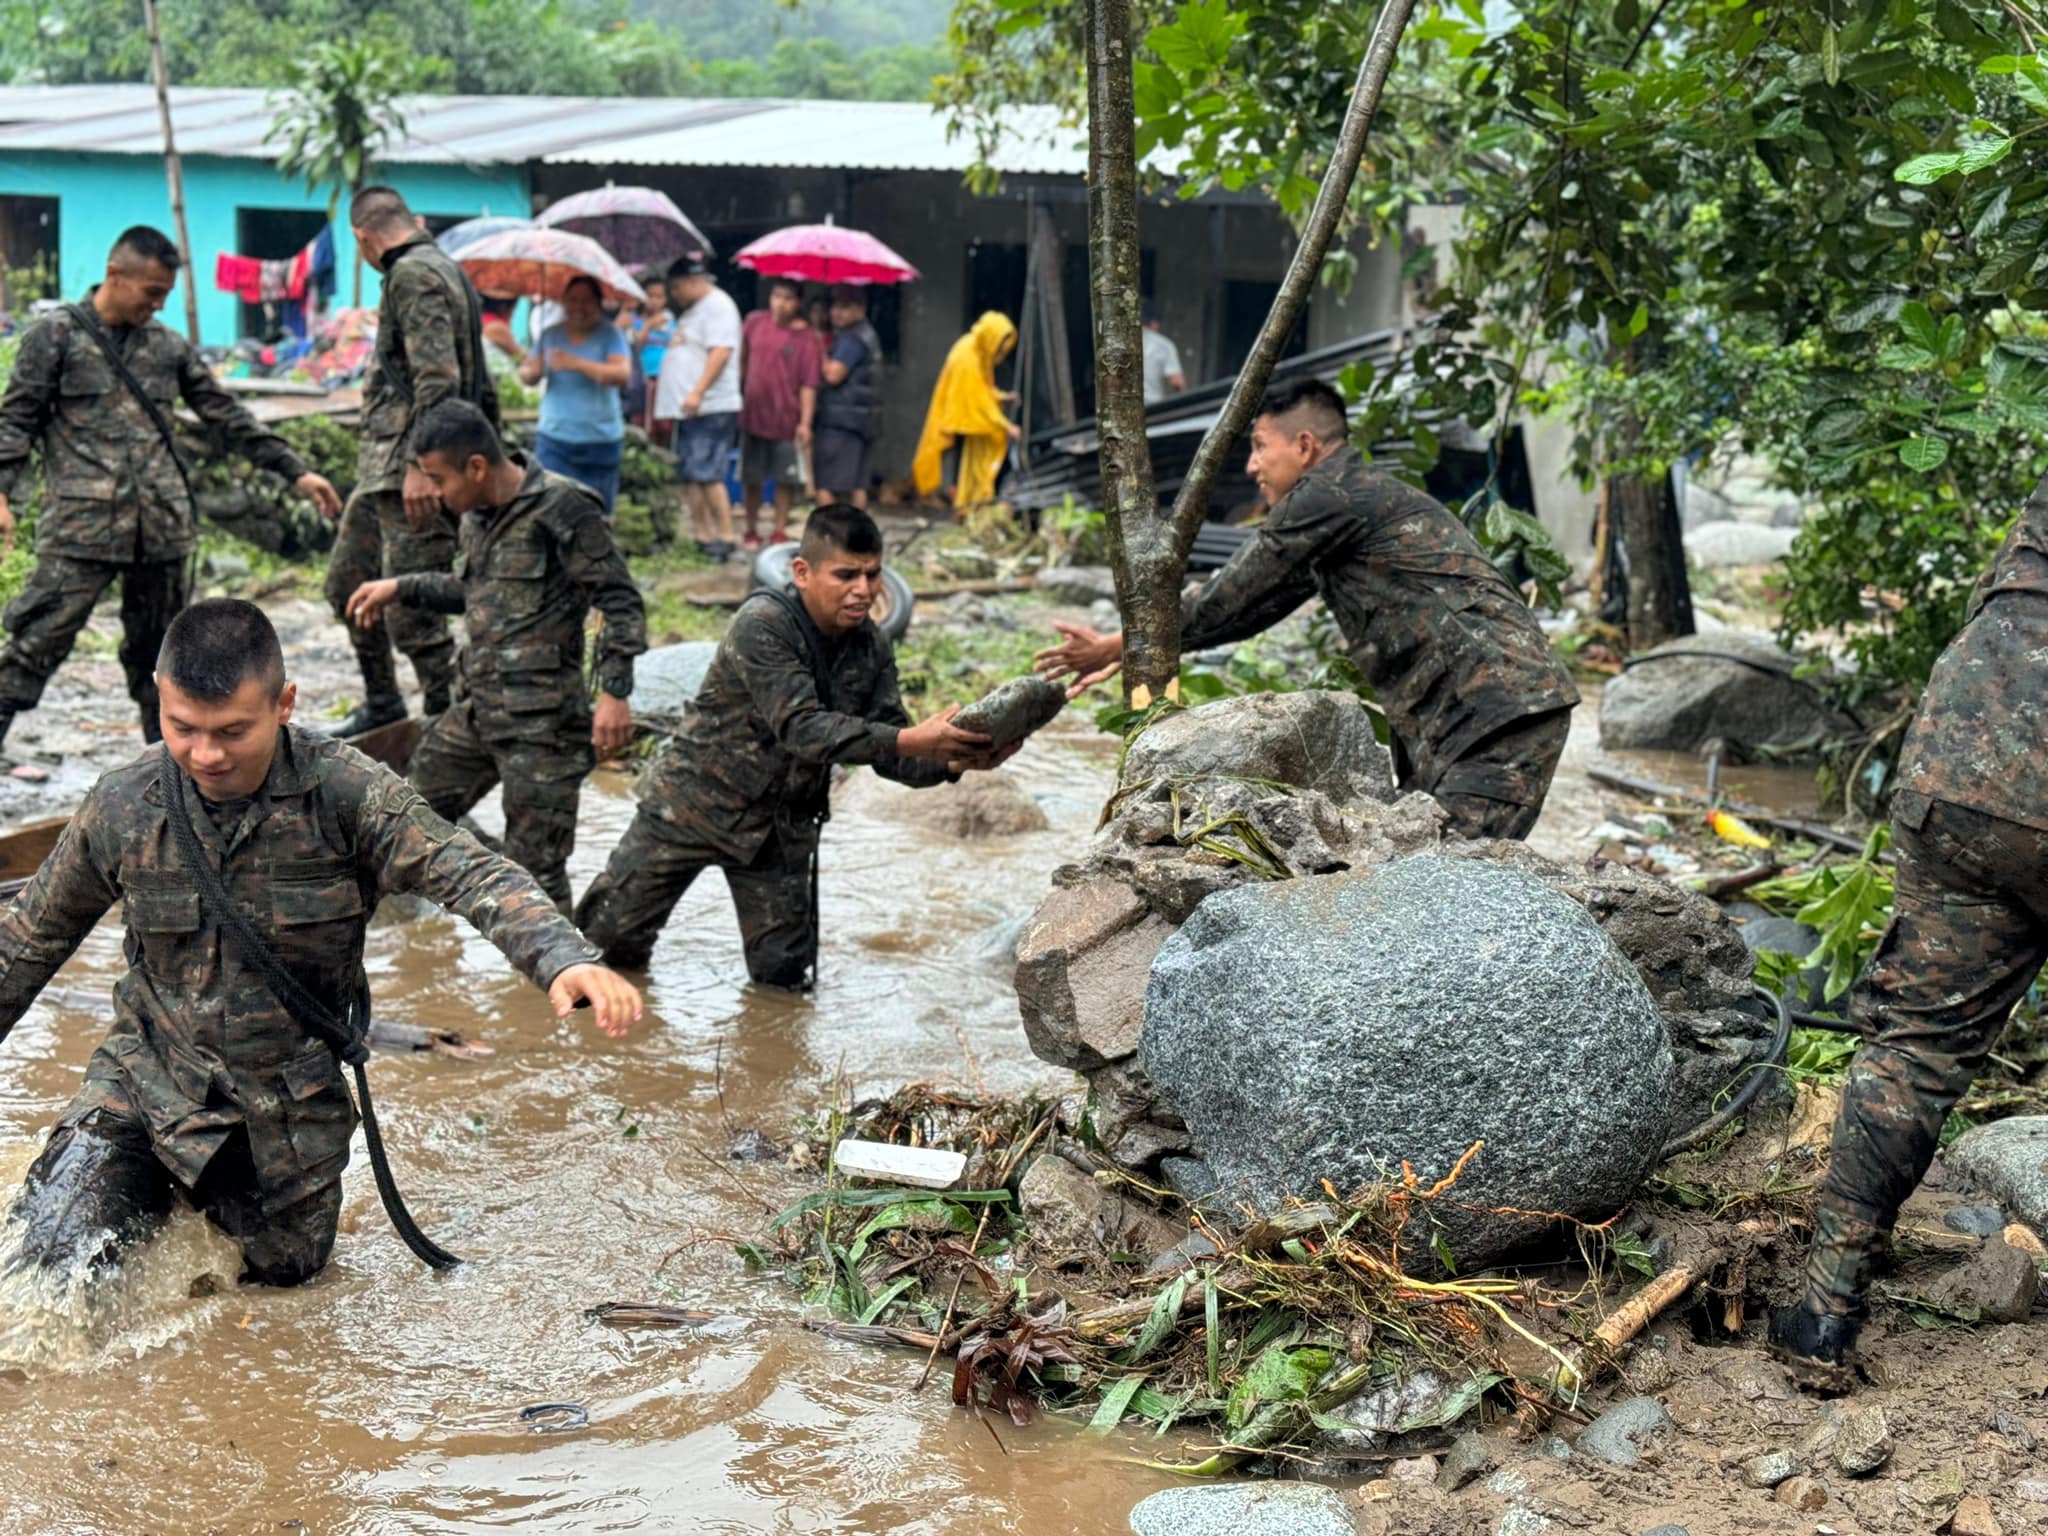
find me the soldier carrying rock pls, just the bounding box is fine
[345,400,647,909]
[574,503,1014,989]
[1034,379,1579,840]
[0,599,640,1287]
[0,225,342,755]
[1772,475,2048,1386]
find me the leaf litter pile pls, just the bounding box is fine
[727,1083,1764,1473]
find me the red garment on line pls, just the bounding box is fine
[215,252,265,303]
[215,245,315,304]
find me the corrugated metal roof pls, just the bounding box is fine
[0,85,1108,176]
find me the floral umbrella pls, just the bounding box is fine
[456,228,646,306]
[734,221,921,286]
[436,215,533,257]
[537,186,714,269]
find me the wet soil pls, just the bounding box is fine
[0,586,2043,1536]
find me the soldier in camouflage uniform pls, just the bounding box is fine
[346,401,646,908]
[0,600,639,1286]
[0,226,342,751]
[575,503,1005,988]
[1037,379,1579,839]
[323,186,499,736]
[1771,476,2048,1385]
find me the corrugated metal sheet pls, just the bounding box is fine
[0,85,1107,176]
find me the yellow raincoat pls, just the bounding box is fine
[912,311,1018,507]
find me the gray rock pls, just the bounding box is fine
[1737,915,1820,959]
[954,675,1067,749]
[1161,1155,1220,1204]
[1943,1205,2008,1237]
[915,774,1050,839]
[630,641,719,718]
[1090,598,1123,633]
[1921,1235,2039,1323]
[1742,1450,1800,1489]
[1121,690,1395,809]
[1497,1510,1551,1536]
[1682,480,1734,529]
[205,551,252,581]
[1321,1370,1453,1452]
[1128,1482,1356,1536]
[1639,1528,1691,1536]
[1532,1435,1571,1461]
[1831,1405,1893,1477]
[1018,1155,1104,1254]
[1016,877,1174,1071]
[1598,634,1851,755]
[1574,1396,1674,1468]
[1682,521,1798,567]
[2016,1475,2048,1503]
[1944,1116,2048,1232]
[1040,564,1119,606]
[1438,1431,1496,1491]
[1142,857,1674,1267]
[1775,1476,1828,1512]
[1083,1060,1193,1169]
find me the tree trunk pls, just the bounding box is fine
[1083,0,1420,707]
[141,0,201,342]
[1608,400,1694,650]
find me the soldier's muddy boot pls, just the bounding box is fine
[423,683,451,719]
[1769,1204,1879,1393]
[330,694,409,738]
[331,628,408,737]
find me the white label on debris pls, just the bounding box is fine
[833,1139,967,1190]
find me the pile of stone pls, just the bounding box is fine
[1014,690,1771,1267]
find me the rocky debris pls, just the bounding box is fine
[1921,1235,2040,1323]
[1742,1450,1800,1489]
[1639,1527,1690,1536]
[1943,1205,2008,1237]
[1319,1370,1455,1453]
[1126,1481,1357,1536]
[1496,1509,1552,1536]
[1575,1396,1675,1468]
[1438,1432,1497,1492]
[1038,565,1119,606]
[1944,1117,2048,1232]
[1120,690,1396,808]
[1682,521,1798,567]
[631,641,719,719]
[1090,598,1122,633]
[953,676,1067,750]
[913,774,1050,839]
[1946,1496,2004,1536]
[1389,1455,1439,1485]
[1830,1405,1893,1477]
[1015,877,1172,1072]
[2015,1475,2048,1503]
[1016,1154,1183,1260]
[1775,1477,1828,1512]
[1143,857,1674,1267]
[1598,634,1853,756]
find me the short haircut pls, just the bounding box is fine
[799,503,883,562]
[1258,378,1348,444]
[1142,300,1160,326]
[349,184,412,232]
[769,277,801,298]
[563,274,601,303]
[666,254,709,284]
[829,283,868,310]
[413,398,506,467]
[158,599,285,702]
[111,226,181,273]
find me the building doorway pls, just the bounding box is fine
[0,195,59,312]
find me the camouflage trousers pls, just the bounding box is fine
[1425,706,1573,842]
[574,806,820,989]
[324,488,458,710]
[405,699,594,909]
[0,553,191,738]
[2,1105,340,1288]
[1804,791,2048,1313]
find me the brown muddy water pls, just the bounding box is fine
[0,723,1199,1536]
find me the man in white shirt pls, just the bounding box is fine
[1142,303,1187,405]
[653,251,743,561]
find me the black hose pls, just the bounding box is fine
[1660,984,1795,1159]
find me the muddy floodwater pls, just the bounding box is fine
[0,723,1208,1536]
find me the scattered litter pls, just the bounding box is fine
[833,1138,967,1189]
[8,764,48,782]
[518,1403,589,1433]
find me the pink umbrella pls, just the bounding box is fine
[537,185,713,268]
[734,221,921,286]
[456,228,646,306]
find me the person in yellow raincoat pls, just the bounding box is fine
[912,312,1021,509]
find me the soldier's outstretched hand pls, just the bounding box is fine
[549,963,643,1039]
[296,471,344,520]
[346,578,402,629]
[898,705,995,773]
[1035,622,1125,699]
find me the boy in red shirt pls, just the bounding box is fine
[738,279,824,547]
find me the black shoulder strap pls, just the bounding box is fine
[156,747,460,1270]
[64,304,196,506]
[750,587,834,712]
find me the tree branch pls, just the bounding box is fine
[1166,0,1422,547]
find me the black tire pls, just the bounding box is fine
[748,545,915,643]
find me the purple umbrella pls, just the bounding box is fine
[537,186,714,269]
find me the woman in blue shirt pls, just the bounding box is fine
[513,275,631,515]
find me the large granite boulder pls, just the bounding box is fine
[1945,1117,2048,1233]
[1598,634,1853,755]
[1121,690,1395,807]
[1142,855,1676,1266]
[631,641,720,720]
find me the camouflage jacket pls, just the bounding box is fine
[397,456,646,737]
[1899,476,2048,831]
[0,297,311,562]
[646,593,951,860]
[0,727,600,1212]
[1183,446,1579,792]
[360,237,497,494]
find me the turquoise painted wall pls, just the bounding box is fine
[0,150,529,343]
